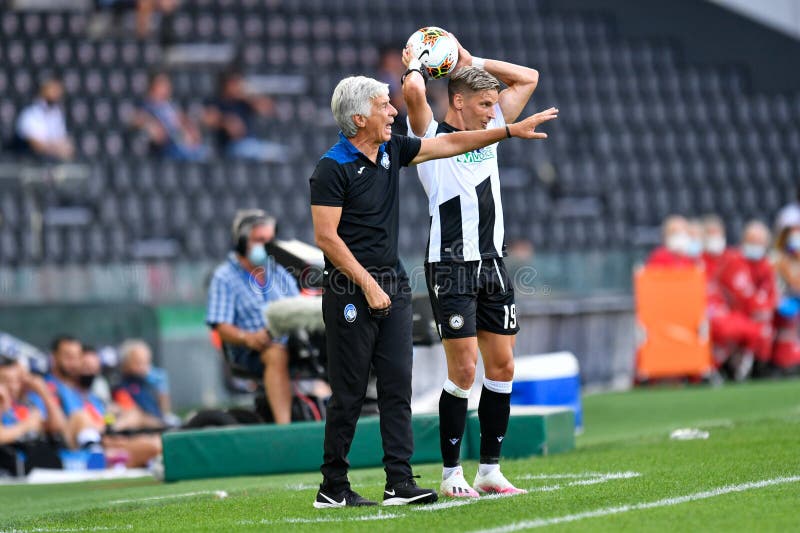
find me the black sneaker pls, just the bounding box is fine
[383,478,438,506]
[313,487,378,509]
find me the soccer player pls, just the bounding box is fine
[310,76,556,508]
[402,36,546,497]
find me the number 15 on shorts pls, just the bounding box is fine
[503,304,517,329]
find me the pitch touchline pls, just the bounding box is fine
[472,475,800,532]
[518,471,640,480]
[109,490,227,505]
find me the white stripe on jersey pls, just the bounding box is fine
[408,103,506,263]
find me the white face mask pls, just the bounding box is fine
[705,235,726,255]
[742,243,766,261]
[666,232,690,254]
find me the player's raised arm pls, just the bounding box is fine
[451,35,539,123]
[411,107,558,165]
[401,46,434,137]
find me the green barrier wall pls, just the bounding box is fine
[163,409,574,482]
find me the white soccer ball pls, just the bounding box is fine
[406,26,459,79]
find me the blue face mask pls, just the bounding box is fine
[685,239,703,258]
[247,244,268,266]
[742,244,766,261]
[787,233,800,252]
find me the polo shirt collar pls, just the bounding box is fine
[337,132,388,165]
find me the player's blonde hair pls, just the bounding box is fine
[331,76,389,138]
[448,66,500,104]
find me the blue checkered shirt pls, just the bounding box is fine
[206,252,299,333]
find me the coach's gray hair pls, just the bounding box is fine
[331,76,389,138]
[448,66,500,103]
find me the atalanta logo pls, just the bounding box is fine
[381,152,390,169]
[344,303,357,323]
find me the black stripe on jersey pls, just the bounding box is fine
[475,176,495,258]
[425,215,432,261]
[439,195,463,260]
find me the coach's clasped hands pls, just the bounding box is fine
[508,107,559,140]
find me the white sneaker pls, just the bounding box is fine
[440,467,480,498]
[473,469,528,495]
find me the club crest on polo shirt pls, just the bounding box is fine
[381,152,390,169]
[344,303,357,323]
[449,314,464,330]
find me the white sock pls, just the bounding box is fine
[443,465,462,480]
[76,428,102,447]
[478,463,500,477]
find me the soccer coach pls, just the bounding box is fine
[310,75,557,508]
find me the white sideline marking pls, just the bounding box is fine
[109,490,226,505]
[415,493,515,512]
[237,512,399,525]
[4,527,132,532]
[472,475,800,533]
[285,483,318,491]
[519,471,639,480]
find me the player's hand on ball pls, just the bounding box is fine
[402,45,413,68]
[509,107,559,139]
[449,33,472,72]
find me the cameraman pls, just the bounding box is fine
[206,210,299,424]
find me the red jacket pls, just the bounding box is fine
[716,250,777,318]
[646,246,696,268]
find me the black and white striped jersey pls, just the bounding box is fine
[408,104,506,263]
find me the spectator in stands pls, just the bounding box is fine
[206,210,299,424]
[715,221,777,379]
[132,71,208,161]
[14,78,74,162]
[377,45,407,134]
[94,0,179,41]
[646,215,695,267]
[203,69,287,162]
[113,339,177,426]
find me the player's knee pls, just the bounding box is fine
[486,358,515,382]
[449,363,476,389]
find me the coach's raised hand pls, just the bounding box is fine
[508,107,559,139]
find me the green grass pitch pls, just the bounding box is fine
[1,379,798,532]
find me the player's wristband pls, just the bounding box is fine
[472,56,486,69]
[401,66,427,85]
[505,125,512,139]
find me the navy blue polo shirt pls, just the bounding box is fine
[309,132,421,272]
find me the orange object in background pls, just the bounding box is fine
[634,266,714,381]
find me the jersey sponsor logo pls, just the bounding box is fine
[344,303,358,323]
[381,152,390,169]
[449,314,464,330]
[455,146,496,164]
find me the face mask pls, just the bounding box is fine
[247,243,268,266]
[685,238,703,258]
[742,244,766,261]
[787,232,800,252]
[666,233,689,254]
[78,374,96,389]
[705,235,726,255]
